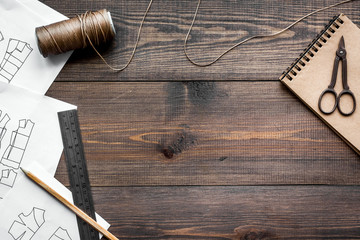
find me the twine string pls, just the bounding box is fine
[42,26,63,54]
[87,0,154,71]
[36,0,357,70]
[184,0,357,67]
[36,9,115,57]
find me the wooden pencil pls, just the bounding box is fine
[21,167,119,240]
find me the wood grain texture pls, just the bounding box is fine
[48,82,360,186]
[93,186,360,239]
[39,0,360,81]
[39,1,360,238]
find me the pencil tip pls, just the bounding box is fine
[20,167,28,174]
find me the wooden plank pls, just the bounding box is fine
[40,0,360,81]
[93,186,360,239]
[48,82,360,186]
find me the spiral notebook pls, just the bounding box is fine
[280,13,360,154]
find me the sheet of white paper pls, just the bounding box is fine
[0,82,76,199]
[15,0,68,23]
[0,0,72,95]
[0,162,110,240]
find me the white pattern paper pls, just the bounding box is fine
[0,82,76,199]
[0,0,72,94]
[0,162,110,240]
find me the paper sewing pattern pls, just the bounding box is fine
[0,113,34,197]
[0,169,17,188]
[0,0,72,94]
[0,83,76,200]
[8,207,45,240]
[0,39,33,83]
[8,206,73,240]
[0,163,110,240]
[49,227,72,240]
[0,111,10,149]
[1,119,35,169]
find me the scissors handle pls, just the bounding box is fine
[318,88,337,115]
[337,89,356,116]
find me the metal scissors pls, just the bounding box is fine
[318,36,356,116]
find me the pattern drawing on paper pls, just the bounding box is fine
[0,39,32,83]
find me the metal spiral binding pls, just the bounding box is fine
[280,14,344,81]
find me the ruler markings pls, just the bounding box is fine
[58,109,99,240]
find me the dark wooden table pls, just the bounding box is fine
[42,0,360,239]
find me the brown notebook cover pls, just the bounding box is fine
[280,13,360,154]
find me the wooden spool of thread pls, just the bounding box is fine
[35,9,116,57]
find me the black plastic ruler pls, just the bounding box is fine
[58,109,99,240]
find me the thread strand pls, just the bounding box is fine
[36,0,358,71]
[95,0,154,71]
[184,0,357,67]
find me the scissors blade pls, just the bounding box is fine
[339,36,345,50]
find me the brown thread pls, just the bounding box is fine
[184,0,357,67]
[36,9,115,57]
[36,1,154,71]
[35,0,356,71]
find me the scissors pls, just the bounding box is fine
[318,36,356,116]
